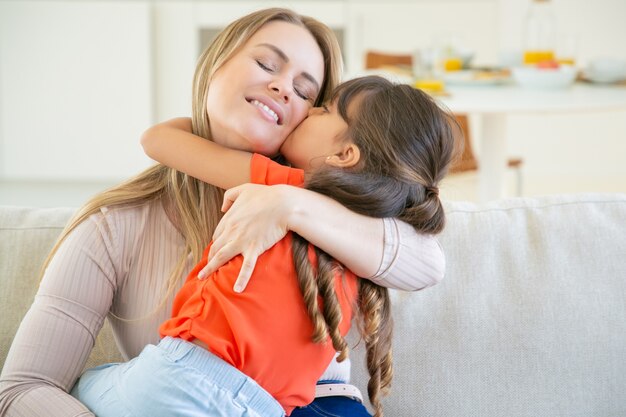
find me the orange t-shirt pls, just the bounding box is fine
[159,154,358,415]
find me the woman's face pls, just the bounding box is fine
[280,101,349,170]
[206,21,325,156]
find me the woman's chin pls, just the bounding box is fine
[249,136,283,157]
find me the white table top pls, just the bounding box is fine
[437,83,626,115]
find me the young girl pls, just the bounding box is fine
[70,76,456,417]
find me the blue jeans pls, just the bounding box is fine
[71,337,284,417]
[292,396,372,417]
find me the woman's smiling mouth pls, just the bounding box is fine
[248,99,282,125]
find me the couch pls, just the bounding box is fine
[1,193,625,416]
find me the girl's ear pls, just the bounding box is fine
[325,143,361,168]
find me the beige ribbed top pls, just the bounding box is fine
[0,199,444,416]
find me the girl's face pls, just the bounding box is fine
[280,101,349,170]
[206,21,325,156]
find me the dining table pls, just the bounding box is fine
[436,82,626,201]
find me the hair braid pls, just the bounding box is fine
[292,233,350,359]
[358,279,393,417]
[292,234,328,343]
[314,248,349,361]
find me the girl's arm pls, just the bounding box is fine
[201,184,445,292]
[140,117,252,190]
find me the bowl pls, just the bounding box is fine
[511,65,577,89]
[585,58,626,83]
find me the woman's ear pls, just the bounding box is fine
[325,143,361,168]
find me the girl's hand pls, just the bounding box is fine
[198,183,294,292]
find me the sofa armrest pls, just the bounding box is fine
[0,206,122,369]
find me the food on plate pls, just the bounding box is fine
[473,69,511,80]
[536,60,561,70]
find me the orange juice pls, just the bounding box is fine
[443,57,463,71]
[523,50,555,65]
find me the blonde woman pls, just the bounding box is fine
[0,8,445,417]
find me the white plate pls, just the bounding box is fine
[443,70,511,86]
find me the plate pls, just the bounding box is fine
[511,66,577,89]
[443,69,511,86]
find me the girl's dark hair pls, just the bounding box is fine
[292,76,457,417]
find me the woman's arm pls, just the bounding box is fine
[202,184,445,292]
[140,117,252,190]
[0,213,118,416]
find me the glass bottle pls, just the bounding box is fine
[523,0,556,65]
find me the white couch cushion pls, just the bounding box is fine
[350,193,626,416]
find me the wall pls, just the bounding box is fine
[0,1,154,182]
[0,0,624,207]
[498,0,626,67]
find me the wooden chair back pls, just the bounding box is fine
[365,51,413,69]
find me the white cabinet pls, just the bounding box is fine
[0,0,153,181]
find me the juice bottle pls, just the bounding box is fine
[523,0,556,65]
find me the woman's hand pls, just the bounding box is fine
[198,182,391,292]
[198,183,294,292]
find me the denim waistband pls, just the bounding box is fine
[157,337,284,416]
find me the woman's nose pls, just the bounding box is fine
[268,78,290,103]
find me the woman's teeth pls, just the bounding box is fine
[251,100,279,123]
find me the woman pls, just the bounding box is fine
[0,8,444,417]
[73,76,456,417]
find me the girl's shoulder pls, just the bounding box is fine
[251,153,304,186]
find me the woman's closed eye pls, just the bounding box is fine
[295,80,319,104]
[256,59,276,73]
[294,86,314,102]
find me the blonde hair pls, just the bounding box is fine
[40,8,343,310]
[292,76,457,417]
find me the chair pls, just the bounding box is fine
[365,51,412,70]
[364,51,523,196]
[449,113,523,196]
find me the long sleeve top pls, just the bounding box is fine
[0,194,444,416]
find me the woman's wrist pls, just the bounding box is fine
[281,185,317,233]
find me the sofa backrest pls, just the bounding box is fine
[350,193,626,416]
[2,194,625,417]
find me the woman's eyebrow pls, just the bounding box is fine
[255,43,320,92]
